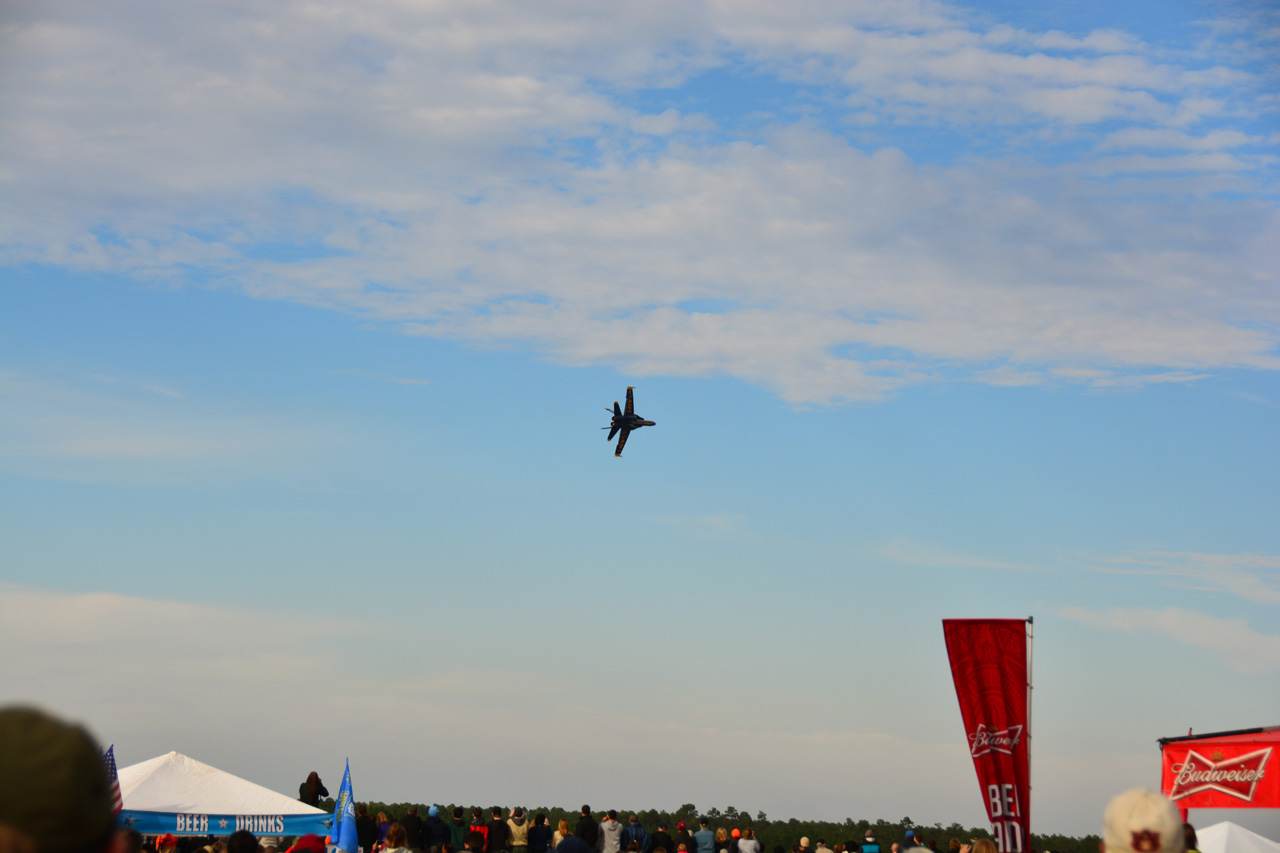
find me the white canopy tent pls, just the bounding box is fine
[1198,822,1280,853]
[119,751,329,836]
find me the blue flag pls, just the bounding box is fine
[332,760,358,853]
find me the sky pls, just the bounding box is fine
[1,0,1279,839]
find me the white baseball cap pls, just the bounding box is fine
[1103,789,1185,853]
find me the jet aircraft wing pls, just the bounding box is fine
[614,428,630,457]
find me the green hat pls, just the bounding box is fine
[0,706,116,853]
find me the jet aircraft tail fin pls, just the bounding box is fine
[613,401,622,417]
[607,425,619,441]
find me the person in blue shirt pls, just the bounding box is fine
[620,816,651,853]
[694,821,715,853]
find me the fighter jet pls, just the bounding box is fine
[603,386,656,457]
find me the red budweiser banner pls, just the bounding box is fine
[1160,726,1280,809]
[943,619,1031,853]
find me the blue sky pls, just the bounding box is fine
[2,0,1278,838]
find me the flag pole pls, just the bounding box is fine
[1027,615,1034,839]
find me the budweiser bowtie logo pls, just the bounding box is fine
[969,723,1024,757]
[1169,747,1272,801]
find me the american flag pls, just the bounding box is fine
[102,745,123,815]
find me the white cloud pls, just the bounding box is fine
[2,0,1276,405]
[1098,128,1261,152]
[879,538,1041,572]
[1060,605,1280,674]
[1093,550,1280,606]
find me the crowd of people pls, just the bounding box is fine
[362,806,895,853]
[0,705,1208,853]
[353,797,1203,853]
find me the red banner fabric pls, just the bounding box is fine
[943,619,1031,853]
[1160,728,1280,809]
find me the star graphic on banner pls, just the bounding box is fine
[219,819,229,829]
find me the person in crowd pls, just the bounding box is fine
[1183,825,1199,853]
[469,810,490,853]
[714,831,728,853]
[556,835,592,853]
[356,804,378,853]
[599,812,623,853]
[576,808,600,851]
[797,839,810,853]
[226,832,257,853]
[426,806,449,853]
[675,825,695,853]
[948,841,960,853]
[738,830,760,853]
[465,833,487,853]
[488,808,511,853]
[0,706,124,853]
[508,808,529,853]
[378,814,393,850]
[861,834,878,853]
[298,773,328,807]
[1102,789,1184,853]
[402,808,425,853]
[553,821,572,850]
[694,822,715,853]
[383,825,412,853]
[527,814,552,853]
[652,824,674,853]
[620,816,650,853]
[450,809,471,853]
[294,836,327,853]
[971,842,995,853]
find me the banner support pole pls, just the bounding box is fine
[1027,616,1034,839]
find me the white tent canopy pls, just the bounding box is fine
[118,751,327,834]
[1198,822,1280,853]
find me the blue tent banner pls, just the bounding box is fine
[120,810,331,836]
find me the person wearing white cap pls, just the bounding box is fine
[1102,789,1186,853]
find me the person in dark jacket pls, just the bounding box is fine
[528,814,553,853]
[356,803,378,853]
[675,824,696,853]
[488,808,511,853]
[620,817,651,853]
[450,808,471,853]
[299,772,328,807]
[575,807,599,850]
[652,825,674,853]
[425,806,449,853]
[402,807,426,852]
